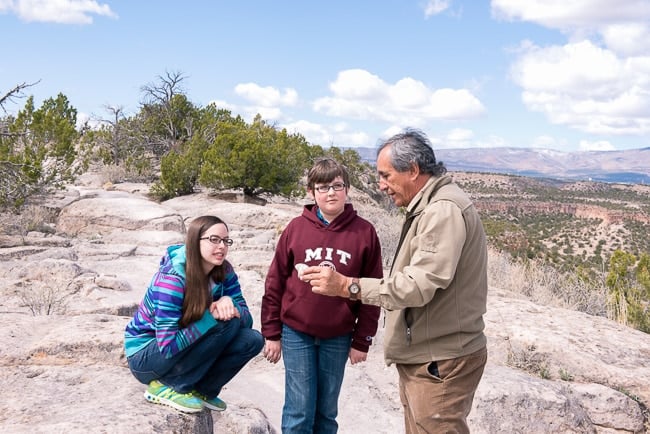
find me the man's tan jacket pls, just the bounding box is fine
[362,175,488,364]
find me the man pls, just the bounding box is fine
[301,128,488,434]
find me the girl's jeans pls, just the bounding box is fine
[128,317,264,398]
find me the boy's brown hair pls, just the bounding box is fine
[307,157,350,191]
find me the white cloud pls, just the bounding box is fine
[281,120,370,148]
[422,130,508,149]
[313,68,485,125]
[4,0,116,24]
[76,111,91,129]
[282,120,329,144]
[427,132,508,149]
[491,0,650,31]
[426,88,485,119]
[206,98,284,125]
[388,77,430,108]
[602,23,650,56]
[531,135,561,148]
[423,0,450,18]
[234,83,298,107]
[381,126,405,141]
[332,130,372,147]
[435,128,474,148]
[529,135,577,151]
[511,40,650,135]
[207,99,236,112]
[578,139,615,151]
[329,69,387,101]
[493,0,650,139]
[474,134,509,148]
[511,41,622,95]
[211,84,300,126]
[244,106,283,123]
[446,128,474,142]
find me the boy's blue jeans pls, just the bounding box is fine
[127,317,264,398]
[281,324,351,434]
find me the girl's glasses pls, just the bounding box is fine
[200,235,234,246]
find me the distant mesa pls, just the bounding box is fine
[346,146,650,184]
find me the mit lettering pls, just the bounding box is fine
[304,247,351,265]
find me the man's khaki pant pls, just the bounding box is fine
[396,347,487,434]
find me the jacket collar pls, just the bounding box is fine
[406,174,453,214]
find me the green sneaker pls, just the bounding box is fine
[193,390,227,411]
[144,380,203,413]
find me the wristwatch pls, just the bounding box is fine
[348,278,360,301]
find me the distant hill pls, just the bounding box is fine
[351,146,650,184]
[448,171,650,272]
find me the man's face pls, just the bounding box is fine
[376,146,418,207]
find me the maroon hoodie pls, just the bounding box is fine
[261,203,383,352]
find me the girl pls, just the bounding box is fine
[125,215,264,413]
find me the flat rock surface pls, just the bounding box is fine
[1,182,648,433]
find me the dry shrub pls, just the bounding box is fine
[488,248,608,316]
[98,164,129,184]
[19,280,71,316]
[352,199,402,268]
[0,212,17,235]
[0,204,56,236]
[506,343,551,379]
[19,204,57,233]
[98,163,154,184]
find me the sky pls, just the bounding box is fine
[1,0,650,153]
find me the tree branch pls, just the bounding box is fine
[0,80,41,113]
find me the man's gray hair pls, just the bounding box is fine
[377,128,446,176]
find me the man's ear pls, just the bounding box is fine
[408,163,420,181]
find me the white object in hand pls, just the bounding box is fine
[295,263,308,277]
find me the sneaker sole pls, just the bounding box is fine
[200,400,227,412]
[144,390,204,413]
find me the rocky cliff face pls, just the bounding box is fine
[450,171,650,268]
[474,199,650,225]
[0,177,648,433]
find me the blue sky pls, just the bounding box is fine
[2,0,650,152]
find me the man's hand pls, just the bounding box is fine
[301,266,349,297]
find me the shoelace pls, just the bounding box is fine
[157,386,195,400]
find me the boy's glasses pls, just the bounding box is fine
[200,235,234,246]
[314,183,346,193]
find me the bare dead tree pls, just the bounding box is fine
[140,71,186,106]
[140,70,187,142]
[100,104,126,164]
[0,80,40,113]
[102,104,125,124]
[1,81,41,140]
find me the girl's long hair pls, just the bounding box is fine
[180,215,229,328]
